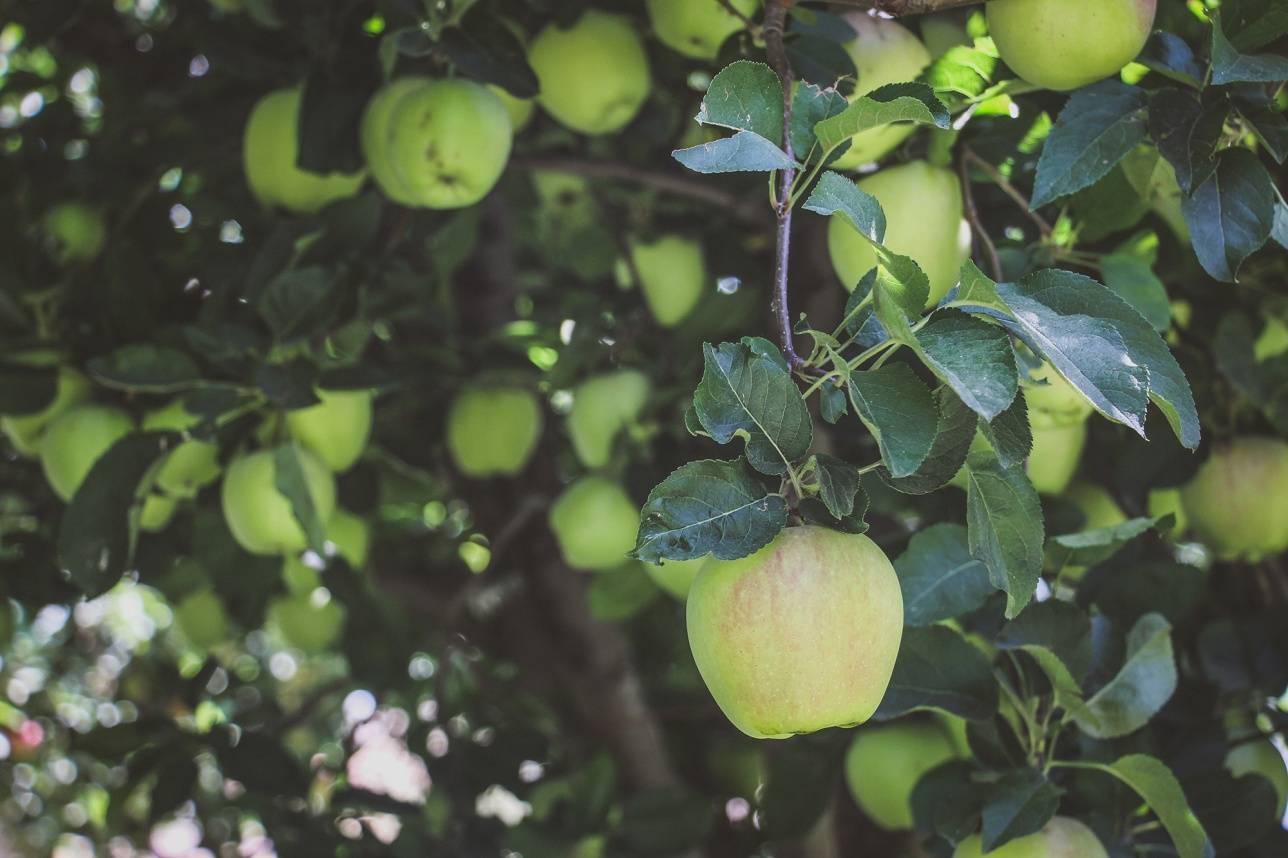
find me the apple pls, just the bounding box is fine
[953,816,1108,858]
[285,388,373,472]
[686,526,903,738]
[489,85,535,133]
[1026,414,1087,497]
[220,447,337,555]
[172,589,229,651]
[1023,362,1093,423]
[2,361,91,457]
[243,87,365,214]
[1179,437,1288,561]
[920,14,971,59]
[624,234,707,327]
[142,399,221,498]
[268,589,344,654]
[326,507,370,568]
[362,77,512,210]
[987,0,1157,92]
[646,556,707,600]
[1065,482,1126,532]
[1147,487,1187,538]
[139,493,178,533]
[646,0,757,61]
[831,15,933,170]
[42,202,106,265]
[39,404,134,501]
[845,719,961,829]
[529,11,651,136]
[826,160,970,308]
[548,476,640,571]
[1255,318,1288,361]
[446,386,543,477]
[567,370,651,469]
[1226,738,1288,818]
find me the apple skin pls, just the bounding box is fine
[363,78,513,210]
[446,387,543,478]
[326,507,370,568]
[1147,487,1187,537]
[646,0,758,61]
[687,526,903,739]
[953,815,1108,858]
[831,15,933,170]
[626,234,707,327]
[42,202,106,265]
[1255,318,1288,361]
[567,370,651,469]
[1026,415,1087,497]
[1065,482,1126,531]
[2,365,91,457]
[220,447,337,556]
[645,556,707,600]
[39,404,135,502]
[548,476,640,571]
[826,161,970,308]
[489,85,535,132]
[920,14,971,59]
[285,388,373,473]
[142,399,221,498]
[845,720,960,829]
[1023,362,1093,423]
[139,493,178,532]
[268,590,344,654]
[1226,739,1288,818]
[172,589,229,651]
[1179,437,1288,561]
[987,0,1157,92]
[529,11,651,136]
[243,87,366,214]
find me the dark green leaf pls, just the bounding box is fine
[802,170,886,244]
[88,344,203,393]
[996,600,1092,681]
[1078,613,1176,739]
[847,363,938,478]
[1032,81,1149,209]
[1100,245,1172,333]
[1210,16,1288,85]
[696,60,783,141]
[812,453,862,519]
[894,523,993,626]
[814,82,951,157]
[915,312,1018,421]
[911,761,985,845]
[964,448,1044,618]
[874,625,998,721]
[273,444,327,555]
[883,386,975,495]
[437,8,538,97]
[1138,32,1203,88]
[0,363,56,415]
[790,82,848,161]
[1148,88,1225,193]
[214,729,309,795]
[673,131,796,174]
[1047,515,1167,572]
[258,266,341,342]
[980,397,1032,470]
[980,769,1061,852]
[1181,148,1276,282]
[150,756,198,823]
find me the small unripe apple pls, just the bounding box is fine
[42,202,106,265]
[362,78,512,210]
[243,88,365,214]
[285,388,373,472]
[1179,437,1288,561]
[845,720,961,829]
[1226,739,1288,818]
[831,15,933,170]
[39,404,135,501]
[645,556,707,599]
[172,589,229,651]
[446,387,543,478]
[529,11,651,136]
[2,362,91,457]
[624,234,707,327]
[954,816,1108,858]
[489,85,535,132]
[567,370,651,469]
[827,160,970,308]
[646,0,757,61]
[920,14,971,59]
[1023,362,1093,423]
[139,493,178,532]
[268,589,344,654]
[548,476,640,571]
[1255,318,1288,361]
[1065,482,1126,532]
[142,399,221,498]
[220,447,337,555]
[987,0,1157,92]
[326,507,370,568]
[1027,414,1087,497]
[687,526,903,738]
[1147,487,1187,538]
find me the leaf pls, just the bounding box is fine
[790,82,848,161]
[883,386,976,495]
[273,444,327,555]
[255,359,321,410]
[213,729,309,795]
[846,364,938,478]
[672,131,796,174]
[0,362,56,415]
[696,60,784,141]
[258,266,341,342]
[802,170,886,244]
[1147,88,1225,193]
[58,431,181,596]
[149,755,198,824]
[1047,515,1168,572]
[964,448,1044,618]
[979,396,1032,470]
[996,600,1092,681]
[1181,148,1276,282]
[437,9,538,98]
[980,769,1061,853]
[87,344,203,393]
[587,566,660,623]
[813,82,950,157]
[812,454,861,519]
[1210,16,1288,85]
[1031,81,1150,209]
[1137,32,1204,88]
[694,342,812,476]
[634,459,787,564]
[872,252,931,330]
[911,761,987,845]
[915,312,1019,421]
[894,523,993,627]
[874,625,998,721]
[1100,246,1172,333]
[1078,613,1177,739]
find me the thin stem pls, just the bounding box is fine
[959,151,1005,281]
[963,147,1053,237]
[764,0,805,372]
[714,0,755,25]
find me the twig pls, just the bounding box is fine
[962,147,1053,237]
[835,0,991,14]
[958,152,1004,281]
[715,0,755,25]
[764,0,805,371]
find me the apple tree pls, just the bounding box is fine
[1,0,1287,856]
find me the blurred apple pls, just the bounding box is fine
[139,493,178,532]
[39,404,134,501]
[645,556,707,600]
[490,85,535,132]
[1179,437,1288,561]
[142,399,221,498]
[42,202,106,265]
[327,507,371,568]
[567,370,650,469]
[172,589,229,651]
[1023,362,1093,423]
[1065,482,1127,532]
[285,388,373,472]
[220,447,337,555]
[1147,487,1187,538]
[1,357,90,457]
[548,476,640,571]
[1026,414,1086,497]
[920,14,971,58]
[845,719,961,829]
[1255,317,1288,361]
[624,234,707,327]
[446,387,543,477]
[268,589,345,654]
[529,11,650,135]
[646,0,757,61]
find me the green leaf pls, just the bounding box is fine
[149,755,198,824]
[964,448,1044,618]
[915,312,1019,421]
[1031,81,1149,209]
[894,523,993,627]
[874,625,998,721]
[587,566,660,623]
[846,364,938,478]
[790,82,848,161]
[258,266,341,342]
[872,252,931,327]
[1147,88,1225,193]
[694,342,812,475]
[802,170,886,244]
[921,45,998,99]
[634,459,787,564]
[883,386,976,495]
[273,444,327,555]
[1181,148,1276,282]
[1100,245,1172,333]
[813,82,950,157]
[979,397,1032,470]
[811,454,861,519]
[87,344,203,393]
[696,60,784,141]
[1047,515,1168,572]
[996,600,1092,681]
[0,363,56,416]
[672,131,796,174]
[980,769,1061,853]
[1138,32,1204,88]
[1078,613,1177,739]
[1210,16,1288,85]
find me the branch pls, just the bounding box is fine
[961,147,1052,237]
[958,152,1003,281]
[828,0,989,14]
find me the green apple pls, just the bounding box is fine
[704,736,765,796]
[845,720,960,829]
[39,404,134,501]
[446,387,543,478]
[1065,482,1126,532]
[625,234,707,327]
[362,77,512,210]
[220,447,337,555]
[645,556,707,600]
[141,399,221,498]
[285,388,373,472]
[826,160,970,308]
[172,589,229,651]
[646,0,757,61]
[1226,738,1288,817]
[939,712,972,757]
[566,370,650,469]
[139,493,178,532]
[489,84,535,132]
[548,476,640,571]
[1179,437,1288,561]
[2,361,91,457]
[243,87,365,214]
[268,590,344,654]
[1027,414,1086,497]
[1147,487,1187,538]
[954,816,1108,858]
[326,507,370,568]
[687,526,903,738]
[42,202,106,265]
[831,15,933,170]
[1023,362,1093,423]
[1255,318,1288,361]
[987,0,1157,92]
[529,11,651,136]
[920,14,971,59]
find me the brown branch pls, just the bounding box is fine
[830,0,989,14]
[958,152,1003,281]
[962,147,1052,237]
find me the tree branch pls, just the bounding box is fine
[961,147,1052,237]
[958,152,1003,281]
[828,0,990,14]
